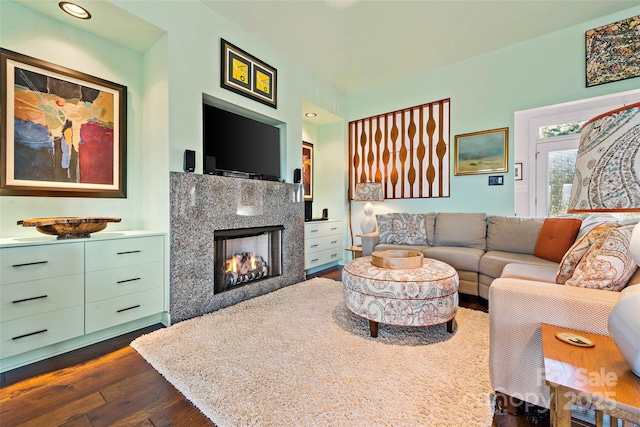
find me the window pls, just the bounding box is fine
[514,89,640,217]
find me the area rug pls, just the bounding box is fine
[131,278,494,426]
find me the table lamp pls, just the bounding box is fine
[567,101,640,377]
[353,182,384,234]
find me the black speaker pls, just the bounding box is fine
[322,208,328,219]
[184,149,195,172]
[305,201,313,222]
[204,156,216,175]
[293,168,301,183]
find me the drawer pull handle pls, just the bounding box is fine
[311,258,319,263]
[12,260,48,268]
[117,304,141,313]
[331,240,338,244]
[12,295,48,304]
[13,329,47,340]
[117,250,141,255]
[310,229,318,233]
[331,254,338,258]
[117,277,141,284]
[310,244,319,248]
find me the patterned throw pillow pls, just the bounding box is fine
[391,213,428,245]
[556,222,619,284]
[376,214,395,243]
[565,225,637,291]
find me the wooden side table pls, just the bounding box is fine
[541,323,640,427]
[345,245,363,259]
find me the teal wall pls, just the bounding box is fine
[0,0,347,237]
[1,0,639,246]
[347,5,640,229]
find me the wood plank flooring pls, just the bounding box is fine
[1,267,564,426]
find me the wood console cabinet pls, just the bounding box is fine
[0,231,165,371]
[304,220,343,270]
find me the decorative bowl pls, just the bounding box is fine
[17,217,121,239]
[371,250,424,269]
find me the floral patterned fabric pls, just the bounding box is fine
[342,256,458,327]
[565,225,637,291]
[375,213,431,245]
[556,222,619,284]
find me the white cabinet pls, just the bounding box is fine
[304,220,343,270]
[0,231,165,369]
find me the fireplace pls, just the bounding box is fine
[214,226,283,294]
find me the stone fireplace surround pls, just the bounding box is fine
[170,172,305,323]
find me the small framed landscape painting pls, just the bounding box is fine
[221,39,277,108]
[514,162,523,181]
[0,49,127,197]
[454,127,508,176]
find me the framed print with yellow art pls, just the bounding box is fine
[221,39,277,108]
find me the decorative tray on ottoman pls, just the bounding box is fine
[371,250,424,269]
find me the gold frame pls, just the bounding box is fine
[454,127,508,176]
[302,141,313,201]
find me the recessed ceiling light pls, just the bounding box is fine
[305,112,317,118]
[59,2,91,20]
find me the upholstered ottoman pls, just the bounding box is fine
[342,256,459,337]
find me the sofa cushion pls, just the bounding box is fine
[480,251,558,280]
[576,213,622,239]
[565,225,637,291]
[434,212,487,249]
[487,216,543,254]
[377,214,395,244]
[556,222,620,284]
[534,218,583,263]
[375,212,436,245]
[391,213,429,245]
[422,246,484,272]
[500,263,559,283]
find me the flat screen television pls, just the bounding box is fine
[203,104,281,181]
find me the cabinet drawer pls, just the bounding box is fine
[0,243,84,285]
[304,221,342,239]
[85,262,163,303]
[1,274,84,322]
[85,236,163,272]
[85,288,163,334]
[305,247,343,269]
[305,234,342,254]
[1,306,84,358]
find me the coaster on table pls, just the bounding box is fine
[555,332,595,347]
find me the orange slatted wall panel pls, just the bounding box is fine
[348,98,450,200]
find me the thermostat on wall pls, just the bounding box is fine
[488,175,504,186]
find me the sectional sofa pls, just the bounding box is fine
[360,211,640,411]
[360,212,566,300]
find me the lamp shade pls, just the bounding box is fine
[567,101,640,213]
[353,182,384,202]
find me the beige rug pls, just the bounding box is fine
[131,278,494,426]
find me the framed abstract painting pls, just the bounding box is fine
[302,141,313,201]
[586,15,640,87]
[0,49,127,197]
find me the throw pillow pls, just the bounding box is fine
[376,214,395,244]
[556,222,619,284]
[534,218,583,263]
[391,213,428,245]
[565,225,637,291]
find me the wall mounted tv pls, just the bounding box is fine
[203,103,281,181]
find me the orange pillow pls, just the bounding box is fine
[534,218,583,263]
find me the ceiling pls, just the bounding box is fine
[203,0,639,96]
[11,0,638,125]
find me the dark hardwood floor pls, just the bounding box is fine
[1,266,576,426]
